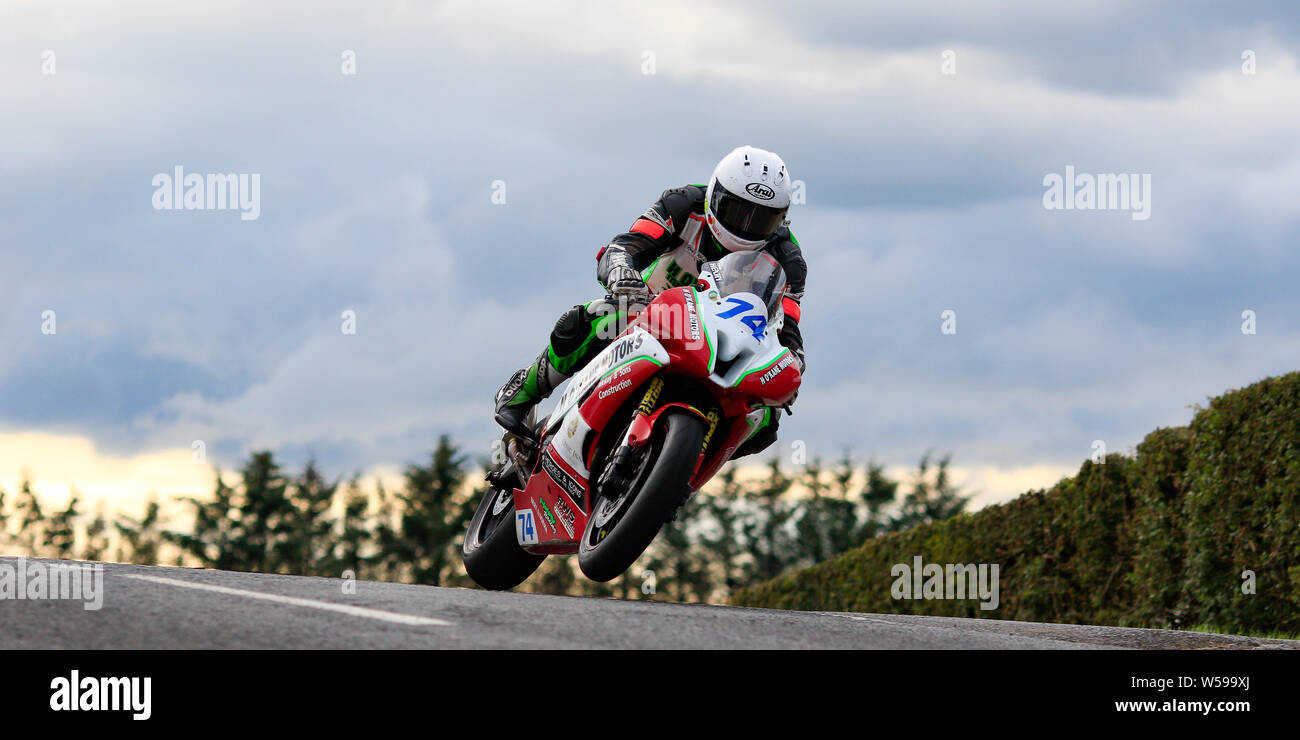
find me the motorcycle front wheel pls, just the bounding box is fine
[578,410,705,582]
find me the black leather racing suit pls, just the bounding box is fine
[549,184,807,457]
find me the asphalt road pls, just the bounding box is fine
[3,557,1295,650]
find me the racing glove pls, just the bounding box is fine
[605,265,650,305]
[605,265,645,294]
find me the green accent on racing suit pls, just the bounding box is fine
[549,303,625,375]
[504,302,627,406]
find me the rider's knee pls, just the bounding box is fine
[550,304,591,356]
[733,414,781,459]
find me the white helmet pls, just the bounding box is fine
[705,146,792,251]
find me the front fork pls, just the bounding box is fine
[596,377,667,498]
[598,377,719,501]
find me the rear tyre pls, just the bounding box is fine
[578,411,705,582]
[462,481,546,590]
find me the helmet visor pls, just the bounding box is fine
[709,183,787,242]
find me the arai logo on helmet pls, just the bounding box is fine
[745,183,776,200]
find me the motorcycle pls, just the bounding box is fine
[462,250,801,589]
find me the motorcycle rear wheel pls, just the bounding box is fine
[578,410,705,582]
[462,480,546,590]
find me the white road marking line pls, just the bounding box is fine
[121,574,452,627]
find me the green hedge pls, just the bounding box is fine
[732,372,1300,633]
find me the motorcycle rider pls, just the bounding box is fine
[493,145,807,458]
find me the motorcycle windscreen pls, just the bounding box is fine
[707,251,787,317]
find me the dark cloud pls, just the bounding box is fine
[0,1,1297,483]
[727,0,1300,95]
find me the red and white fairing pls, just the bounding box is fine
[511,257,800,554]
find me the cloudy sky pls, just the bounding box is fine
[2,1,1297,509]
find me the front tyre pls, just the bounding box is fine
[578,411,705,582]
[462,483,545,590]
